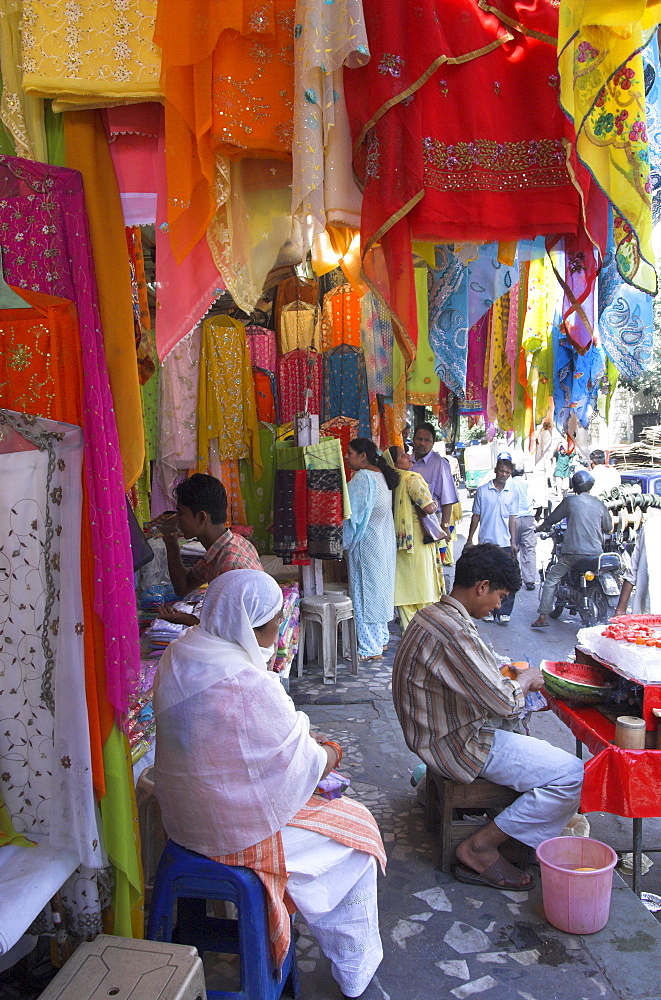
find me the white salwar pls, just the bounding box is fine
[153,570,383,997]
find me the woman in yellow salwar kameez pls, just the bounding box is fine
[384,446,444,630]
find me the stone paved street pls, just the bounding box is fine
[288,616,661,1000]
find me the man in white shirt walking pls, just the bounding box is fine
[511,466,537,591]
[465,452,519,623]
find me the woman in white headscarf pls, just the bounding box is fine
[154,569,385,999]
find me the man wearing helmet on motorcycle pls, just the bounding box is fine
[531,469,612,628]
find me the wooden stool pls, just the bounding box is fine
[425,771,524,872]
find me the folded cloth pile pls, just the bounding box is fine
[273,582,300,676]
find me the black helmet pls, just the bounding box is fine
[571,469,594,494]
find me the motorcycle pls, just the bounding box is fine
[539,524,624,626]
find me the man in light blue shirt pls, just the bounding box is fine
[465,454,519,623]
[411,422,459,537]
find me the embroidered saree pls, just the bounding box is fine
[291,0,369,255]
[345,0,578,362]
[21,0,161,109]
[558,0,661,294]
[154,0,296,264]
[197,315,262,480]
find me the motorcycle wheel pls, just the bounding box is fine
[580,587,616,628]
[549,604,564,619]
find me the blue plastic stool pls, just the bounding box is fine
[146,839,300,1000]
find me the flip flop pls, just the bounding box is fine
[453,860,535,892]
[530,619,550,628]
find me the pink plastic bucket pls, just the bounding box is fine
[536,836,618,934]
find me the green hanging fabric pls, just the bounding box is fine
[99,725,144,938]
[44,100,65,166]
[240,422,276,554]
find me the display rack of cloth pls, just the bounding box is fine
[239,422,277,556]
[360,292,393,400]
[277,348,322,424]
[246,324,277,373]
[279,300,323,353]
[320,282,362,350]
[275,275,319,337]
[153,325,201,516]
[253,368,279,425]
[321,417,359,481]
[322,344,371,438]
[196,314,262,480]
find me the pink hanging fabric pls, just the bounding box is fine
[0,154,139,714]
[154,108,225,362]
[102,104,161,226]
[277,349,322,424]
[246,325,277,373]
[462,315,489,418]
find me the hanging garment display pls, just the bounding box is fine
[253,368,279,424]
[322,344,371,437]
[0,0,47,161]
[273,468,308,562]
[64,109,145,488]
[346,0,578,363]
[240,422,277,555]
[153,326,201,515]
[21,0,162,110]
[103,103,161,226]
[320,282,362,350]
[155,0,295,263]
[291,0,369,255]
[461,315,489,417]
[428,247,467,397]
[0,155,140,715]
[360,292,393,399]
[553,320,607,431]
[246,325,277,373]
[154,110,224,362]
[275,275,319,339]
[0,409,104,931]
[307,468,344,559]
[279,300,322,353]
[277,348,322,423]
[598,210,654,381]
[558,1,660,294]
[196,315,262,480]
[405,264,441,406]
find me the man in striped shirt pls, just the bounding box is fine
[392,544,583,891]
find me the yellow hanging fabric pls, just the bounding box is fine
[558,1,661,293]
[64,110,145,488]
[0,0,47,160]
[197,315,263,481]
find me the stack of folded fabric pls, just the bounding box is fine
[138,584,178,629]
[273,582,300,676]
[145,618,186,657]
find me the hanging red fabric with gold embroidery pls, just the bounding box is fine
[345,0,579,364]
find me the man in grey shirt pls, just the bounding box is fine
[531,469,612,628]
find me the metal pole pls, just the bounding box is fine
[632,817,643,897]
